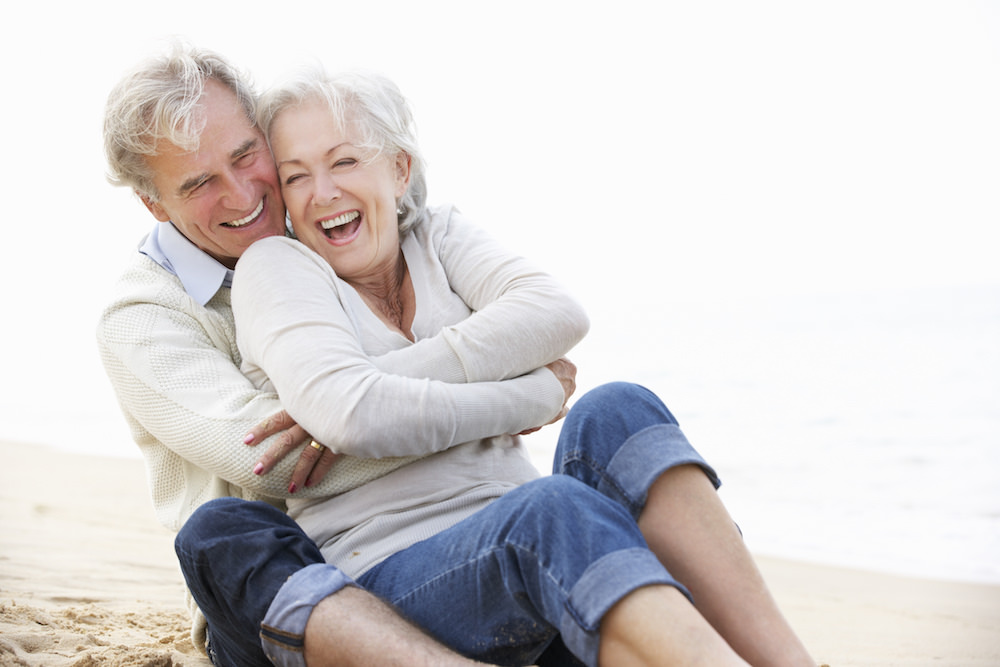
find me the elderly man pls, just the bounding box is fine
[97,43,487,667]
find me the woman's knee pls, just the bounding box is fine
[567,382,679,430]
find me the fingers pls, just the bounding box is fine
[253,424,310,476]
[306,448,341,488]
[546,357,577,404]
[289,440,334,494]
[244,409,297,446]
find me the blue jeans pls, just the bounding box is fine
[175,382,720,667]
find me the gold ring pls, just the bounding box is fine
[309,440,326,453]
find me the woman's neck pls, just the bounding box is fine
[349,250,414,340]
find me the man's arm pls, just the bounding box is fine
[96,257,371,527]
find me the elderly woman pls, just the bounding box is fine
[216,69,815,666]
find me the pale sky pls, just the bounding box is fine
[1,0,997,455]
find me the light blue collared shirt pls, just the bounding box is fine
[139,222,233,306]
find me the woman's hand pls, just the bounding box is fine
[245,410,340,493]
[517,358,577,436]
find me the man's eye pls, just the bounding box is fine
[185,178,210,196]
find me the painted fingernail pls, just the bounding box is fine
[253,462,264,475]
[243,433,255,444]
[288,482,298,494]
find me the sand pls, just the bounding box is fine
[1,440,997,666]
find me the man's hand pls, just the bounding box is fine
[517,357,577,436]
[245,410,339,493]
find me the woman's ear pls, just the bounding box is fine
[395,152,412,197]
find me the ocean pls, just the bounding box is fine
[5,283,998,585]
[529,283,1000,585]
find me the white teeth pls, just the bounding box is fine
[225,199,264,227]
[321,211,360,230]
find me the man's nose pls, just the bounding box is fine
[221,170,256,211]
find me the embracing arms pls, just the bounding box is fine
[233,206,589,459]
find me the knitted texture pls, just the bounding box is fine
[97,252,418,534]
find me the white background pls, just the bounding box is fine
[1,0,997,581]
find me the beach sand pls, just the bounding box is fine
[1,440,997,666]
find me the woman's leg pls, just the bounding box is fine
[555,382,814,666]
[599,584,748,667]
[356,475,743,666]
[639,465,813,666]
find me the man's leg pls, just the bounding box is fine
[175,498,483,667]
[175,498,332,666]
[555,382,815,666]
[302,586,492,667]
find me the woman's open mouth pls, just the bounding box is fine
[320,210,362,244]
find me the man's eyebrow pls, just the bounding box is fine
[177,173,210,197]
[176,139,259,196]
[232,138,258,159]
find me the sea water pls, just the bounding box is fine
[546,283,1000,585]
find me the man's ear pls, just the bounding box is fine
[139,192,171,222]
[394,152,412,197]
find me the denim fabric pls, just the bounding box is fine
[356,475,675,666]
[174,498,333,667]
[260,563,355,667]
[554,382,721,519]
[175,382,720,667]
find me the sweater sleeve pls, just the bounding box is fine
[233,237,564,458]
[372,205,590,383]
[95,256,384,511]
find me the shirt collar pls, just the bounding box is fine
[139,222,233,306]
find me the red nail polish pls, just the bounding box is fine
[288,482,298,494]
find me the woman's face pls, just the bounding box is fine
[269,99,410,282]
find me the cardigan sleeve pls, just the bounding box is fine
[233,237,565,458]
[372,205,590,384]
[95,256,394,510]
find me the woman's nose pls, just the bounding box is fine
[313,173,341,206]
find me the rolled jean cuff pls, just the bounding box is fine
[559,547,689,665]
[260,563,355,667]
[609,423,721,519]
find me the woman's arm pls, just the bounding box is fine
[233,237,564,459]
[373,206,590,383]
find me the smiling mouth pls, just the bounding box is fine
[222,199,264,228]
[320,210,361,240]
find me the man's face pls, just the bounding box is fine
[142,79,285,268]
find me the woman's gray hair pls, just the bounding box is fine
[103,42,257,201]
[257,67,428,235]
